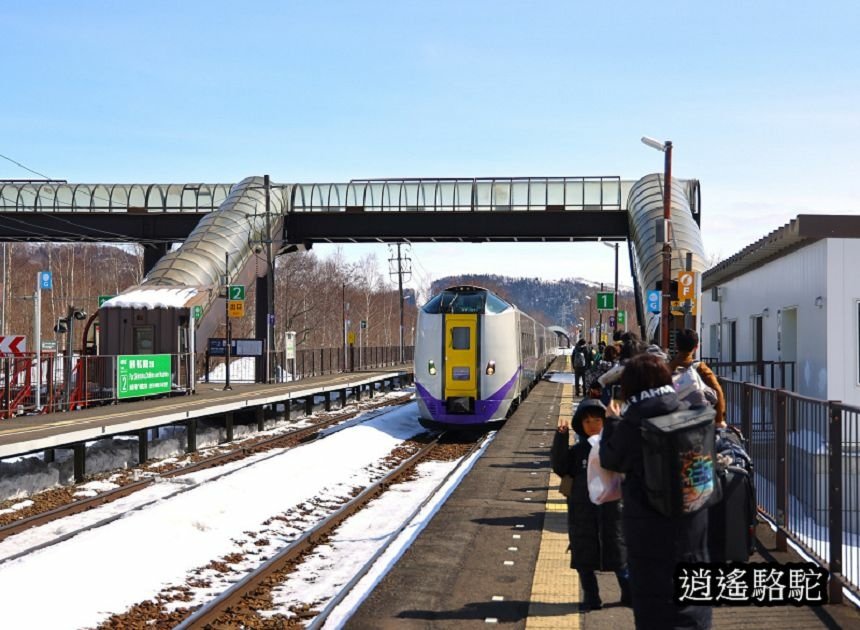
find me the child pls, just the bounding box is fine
[551,398,630,611]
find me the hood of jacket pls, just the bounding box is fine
[572,398,606,438]
[623,384,680,420]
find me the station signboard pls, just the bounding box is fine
[208,338,264,357]
[117,354,171,400]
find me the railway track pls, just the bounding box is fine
[172,432,489,629]
[0,393,414,549]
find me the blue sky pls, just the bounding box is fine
[2,1,858,295]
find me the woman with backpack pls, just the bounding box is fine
[599,353,712,630]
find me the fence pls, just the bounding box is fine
[720,377,860,603]
[0,352,194,417]
[0,345,415,416]
[707,360,795,390]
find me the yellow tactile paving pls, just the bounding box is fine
[526,357,582,629]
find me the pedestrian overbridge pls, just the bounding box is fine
[0,173,707,344]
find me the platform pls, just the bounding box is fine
[345,358,860,629]
[0,367,411,460]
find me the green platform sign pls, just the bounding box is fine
[117,354,171,400]
[596,291,615,311]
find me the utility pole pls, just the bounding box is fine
[264,174,274,383]
[388,243,412,363]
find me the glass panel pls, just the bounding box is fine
[452,327,470,350]
[565,181,584,208]
[546,180,565,206]
[133,326,155,354]
[485,292,511,314]
[511,181,529,211]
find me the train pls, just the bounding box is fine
[415,285,558,430]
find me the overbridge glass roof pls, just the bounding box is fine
[0,181,231,212]
[289,177,623,212]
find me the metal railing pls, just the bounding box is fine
[706,360,795,391]
[2,346,415,418]
[0,352,194,417]
[720,377,860,603]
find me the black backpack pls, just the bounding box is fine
[640,407,720,517]
[574,348,587,369]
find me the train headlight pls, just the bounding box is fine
[428,360,437,376]
[486,361,496,375]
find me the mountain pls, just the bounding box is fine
[430,274,635,330]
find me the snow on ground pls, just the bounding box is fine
[546,372,575,385]
[0,401,423,629]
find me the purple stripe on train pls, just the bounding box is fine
[416,367,522,425]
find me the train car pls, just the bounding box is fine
[415,285,558,430]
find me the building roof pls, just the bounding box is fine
[702,214,860,290]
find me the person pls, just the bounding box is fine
[599,353,712,629]
[669,328,726,428]
[572,339,591,397]
[596,332,645,391]
[585,344,618,403]
[551,398,630,611]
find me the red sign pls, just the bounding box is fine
[0,335,26,357]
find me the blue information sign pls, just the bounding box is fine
[647,290,661,314]
[39,271,53,290]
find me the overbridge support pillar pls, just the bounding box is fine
[142,243,170,276]
[138,429,148,464]
[255,274,273,384]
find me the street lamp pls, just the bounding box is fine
[602,241,620,338]
[641,136,673,351]
[585,295,593,344]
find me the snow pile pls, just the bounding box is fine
[102,287,198,309]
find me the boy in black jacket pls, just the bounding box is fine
[551,398,630,611]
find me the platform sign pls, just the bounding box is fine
[117,354,171,400]
[285,331,296,360]
[0,335,26,357]
[671,298,698,316]
[348,331,356,345]
[228,300,245,318]
[677,271,695,301]
[228,285,245,301]
[360,320,367,329]
[609,315,616,328]
[596,292,615,311]
[647,290,661,314]
[617,310,626,326]
[39,271,52,290]
[41,340,57,351]
[98,295,115,307]
[208,338,263,357]
[193,305,202,320]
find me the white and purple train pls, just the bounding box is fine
[415,286,558,430]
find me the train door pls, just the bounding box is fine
[444,314,478,411]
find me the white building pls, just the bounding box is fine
[700,214,860,406]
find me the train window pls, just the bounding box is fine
[424,290,487,314]
[452,327,470,349]
[485,292,511,314]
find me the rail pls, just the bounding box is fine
[720,377,860,603]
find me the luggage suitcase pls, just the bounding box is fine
[708,426,757,562]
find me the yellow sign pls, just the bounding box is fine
[347,331,356,345]
[677,271,695,300]
[228,300,245,318]
[670,298,698,316]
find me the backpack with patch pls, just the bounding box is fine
[673,362,717,408]
[574,348,587,369]
[640,405,720,517]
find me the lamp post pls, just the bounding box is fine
[641,136,673,351]
[585,295,593,344]
[602,241,620,338]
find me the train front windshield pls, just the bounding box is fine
[422,290,511,314]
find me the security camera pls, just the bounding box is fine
[73,310,87,320]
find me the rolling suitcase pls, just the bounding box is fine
[708,426,757,562]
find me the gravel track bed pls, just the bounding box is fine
[96,434,475,629]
